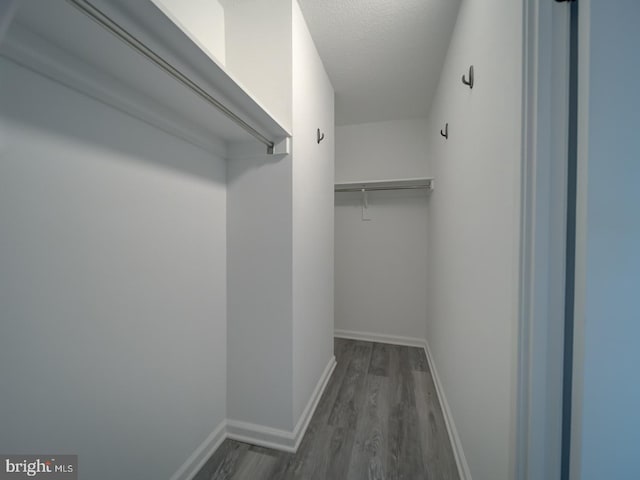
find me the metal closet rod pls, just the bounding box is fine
[66,0,275,153]
[335,185,431,193]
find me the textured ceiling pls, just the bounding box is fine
[297,0,461,126]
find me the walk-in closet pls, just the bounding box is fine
[0,0,528,478]
[3,1,637,480]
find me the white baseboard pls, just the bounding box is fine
[170,420,227,480]
[227,355,337,453]
[226,419,299,452]
[423,338,472,480]
[334,329,426,348]
[334,329,471,480]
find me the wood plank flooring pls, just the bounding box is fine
[194,339,459,480]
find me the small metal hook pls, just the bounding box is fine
[317,128,325,144]
[462,65,474,89]
[440,123,448,139]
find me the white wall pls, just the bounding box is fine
[334,119,430,342]
[226,149,294,431]
[291,0,335,423]
[223,0,295,433]
[335,119,430,182]
[226,0,335,435]
[223,0,293,133]
[0,59,227,479]
[572,2,640,479]
[424,0,523,479]
[152,0,226,65]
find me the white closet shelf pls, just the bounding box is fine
[334,177,434,192]
[1,0,291,158]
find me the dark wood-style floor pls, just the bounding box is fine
[194,338,459,480]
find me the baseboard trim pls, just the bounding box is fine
[226,420,298,453]
[423,338,472,480]
[227,355,337,453]
[334,329,471,480]
[334,329,426,348]
[170,420,227,480]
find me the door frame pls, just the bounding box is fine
[516,1,573,479]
